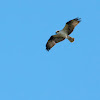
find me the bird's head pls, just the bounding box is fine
[56,30,60,34]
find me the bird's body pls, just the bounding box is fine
[56,30,68,38]
[46,18,81,51]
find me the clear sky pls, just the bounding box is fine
[0,0,100,100]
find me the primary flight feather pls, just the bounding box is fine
[46,17,81,51]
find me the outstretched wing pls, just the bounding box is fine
[63,17,81,35]
[46,35,65,51]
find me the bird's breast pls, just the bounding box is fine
[57,30,68,38]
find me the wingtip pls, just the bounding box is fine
[75,17,81,22]
[46,47,50,51]
[46,49,50,51]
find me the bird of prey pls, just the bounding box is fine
[46,17,81,51]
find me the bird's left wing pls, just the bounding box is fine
[46,35,65,51]
[62,17,81,35]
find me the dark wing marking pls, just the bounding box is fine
[46,35,65,51]
[63,17,81,35]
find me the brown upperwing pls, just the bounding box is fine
[46,35,65,51]
[63,18,81,35]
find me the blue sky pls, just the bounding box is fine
[0,0,100,100]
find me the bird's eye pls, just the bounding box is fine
[56,31,59,33]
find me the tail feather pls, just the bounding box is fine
[68,36,74,42]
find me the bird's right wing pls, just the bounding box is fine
[46,35,65,51]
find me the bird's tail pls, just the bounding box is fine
[68,36,74,42]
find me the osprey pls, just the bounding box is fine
[46,17,81,51]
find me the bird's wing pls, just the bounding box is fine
[63,17,81,35]
[46,35,65,51]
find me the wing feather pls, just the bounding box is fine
[63,17,81,35]
[46,35,65,51]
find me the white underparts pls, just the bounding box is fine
[56,30,68,38]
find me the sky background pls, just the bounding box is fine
[0,0,100,100]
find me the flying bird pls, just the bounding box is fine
[46,17,81,51]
